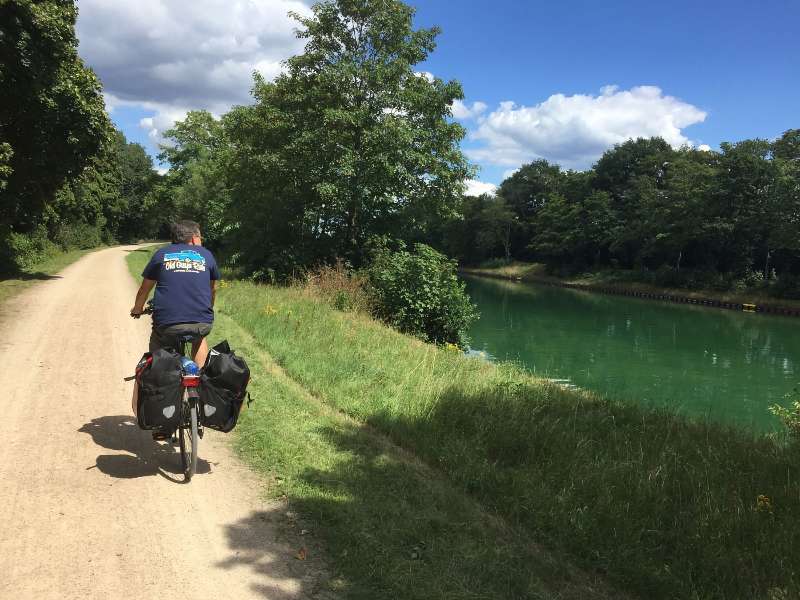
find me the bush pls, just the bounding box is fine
[301,260,370,313]
[0,225,59,273]
[53,222,103,251]
[770,274,800,300]
[478,257,512,269]
[365,243,478,346]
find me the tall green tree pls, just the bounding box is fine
[0,0,110,230]
[223,0,471,278]
[157,111,231,247]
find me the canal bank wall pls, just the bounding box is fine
[460,269,800,317]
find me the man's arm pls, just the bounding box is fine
[130,279,156,316]
[210,279,217,307]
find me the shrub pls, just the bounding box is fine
[770,274,800,300]
[770,397,800,441]
[53,222,103,251]
[301,260,370,313]
[365,243,478,346]
[478,257,512,269]
[0,225,59,273]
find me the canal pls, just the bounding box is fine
[464,275,800,431]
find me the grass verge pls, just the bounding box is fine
[128,248,800,598]
[127,246,622,599]
[0,247,100,308]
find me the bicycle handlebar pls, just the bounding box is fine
[131,300,155,319]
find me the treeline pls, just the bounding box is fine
[0,1,163,273]
[443,133,800,296]
[147,0,470,282]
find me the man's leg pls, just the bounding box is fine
[192,336,209,368]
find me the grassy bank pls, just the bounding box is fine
[462,261,800,311]
[0,247,100,308]
[128,248,800,598]
[127,246,621,599]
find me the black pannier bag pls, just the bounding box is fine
[135,348,183,431]
[200,340,250,432]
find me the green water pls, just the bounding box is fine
[464,275,800,431]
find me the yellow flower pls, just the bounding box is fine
[263,304,278,316]
[756,494,773,513]
[444,342,460,352]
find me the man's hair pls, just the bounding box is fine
[172,220,201,244]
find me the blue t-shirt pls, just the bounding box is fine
[142,244,221,326]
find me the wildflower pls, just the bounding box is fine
[756,494,773,513]
[263,304,278,316]
[444,342,460,352]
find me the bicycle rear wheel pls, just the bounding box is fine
[178,400,199,481]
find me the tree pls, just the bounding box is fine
[157,111,231,248]
[474,196,515,261]
[497,159,564,259]
[773,129,800,162]
[593,138,676,267]
[640,152,718,270]
[223,0,471,278]
[0,0,110,231]
[530,191,614,270]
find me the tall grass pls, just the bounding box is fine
[218,280,800,599]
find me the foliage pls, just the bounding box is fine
[0,1,160,269]
[0,225,59,272]
[0,142,12,191]
[447,131,800,299]
[770,388,800,441]
[0,0,110,230]
[216,0,471,278]
[365,243,477,345]
[299,259,370,313]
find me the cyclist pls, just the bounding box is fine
[130,220,220,432]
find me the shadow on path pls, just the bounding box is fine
[79,415,211,482]
[218,509,335,599]
[0,271,62,282]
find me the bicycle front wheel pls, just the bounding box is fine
[179,402,199,482]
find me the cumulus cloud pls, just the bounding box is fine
[76,0,310,146]
[467,85,707,170]
[697,144,712,152]
[465,179,498,197]
[451,99,488,120]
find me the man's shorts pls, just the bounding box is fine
[149,322,212,353]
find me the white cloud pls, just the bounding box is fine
[467,85,707,170]
[697,144,712,152]
[415,71,435,83]
[451,99,488,120]
[76,0,310,147]
[465,179,498,197]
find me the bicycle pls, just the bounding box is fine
[129,300,203,482]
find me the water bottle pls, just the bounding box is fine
[180,356,199,375]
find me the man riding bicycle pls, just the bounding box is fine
[130,220,220,427]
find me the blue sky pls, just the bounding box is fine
[76,0,799,188]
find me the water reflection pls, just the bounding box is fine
[464,276,800,431]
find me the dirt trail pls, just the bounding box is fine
[0,246,325,600]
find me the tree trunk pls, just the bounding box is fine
[676,250,682,271]
[765,249,771,279]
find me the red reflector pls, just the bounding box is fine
[182,376,201,388]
